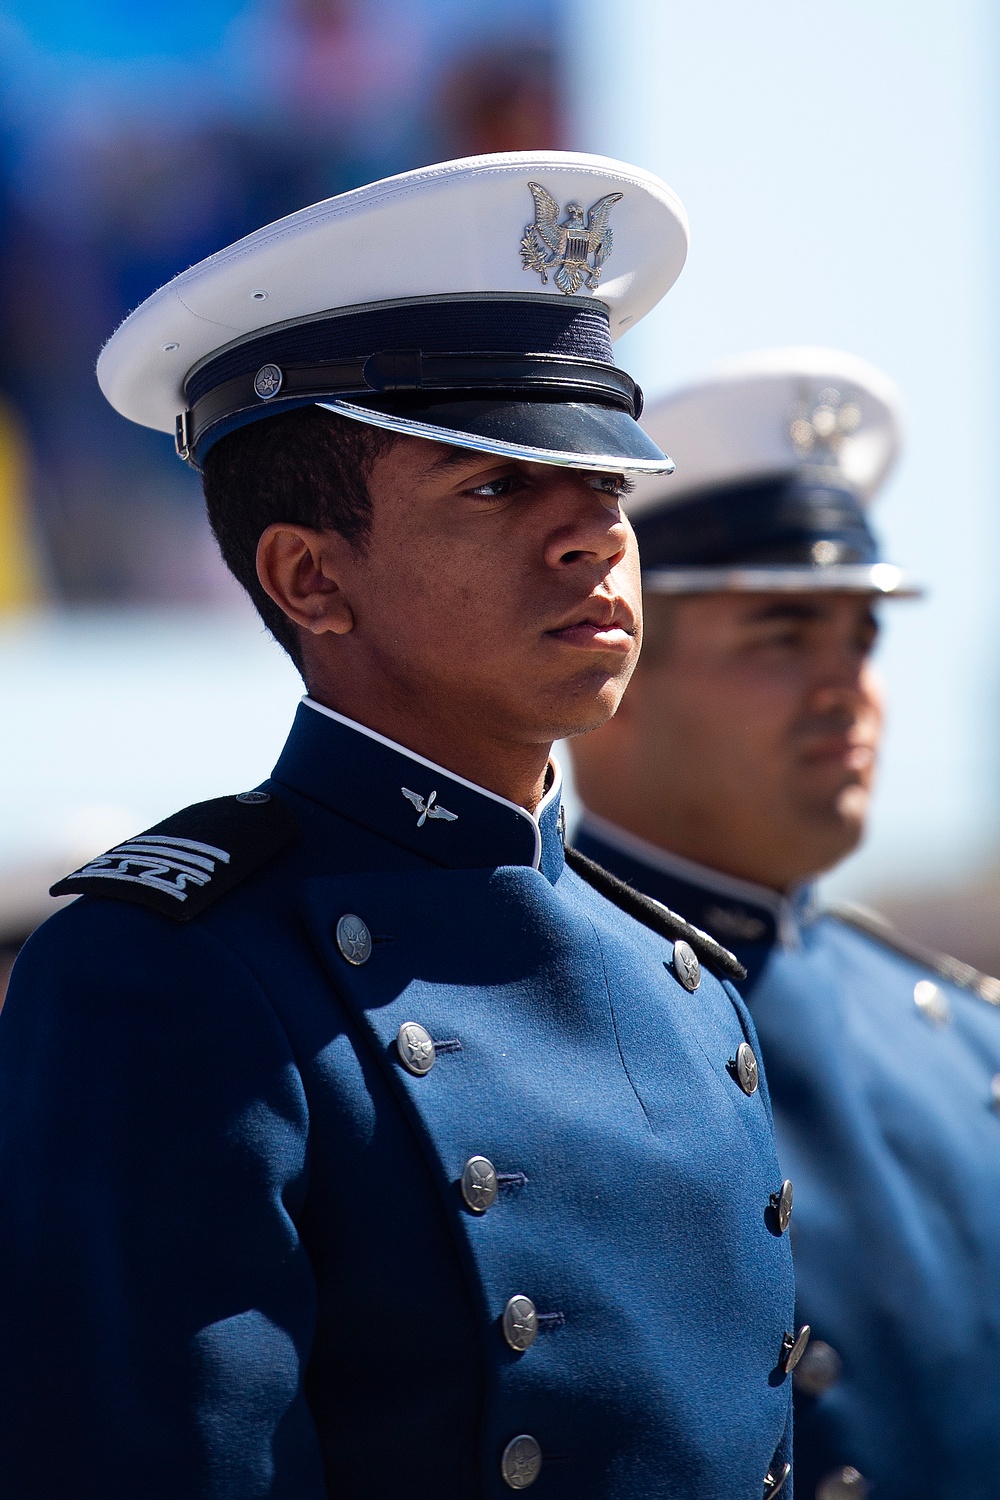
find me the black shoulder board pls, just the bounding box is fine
[50,790,299,923]
[828,900,1000,1007]
[564,844,746,983]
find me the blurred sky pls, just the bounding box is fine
[0,0,565,905]
[564,0,1000,899]
[1,0,998,912]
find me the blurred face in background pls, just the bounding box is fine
[570,591,884,892]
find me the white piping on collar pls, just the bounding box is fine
[577,809,805,949]
[303,697,560,871]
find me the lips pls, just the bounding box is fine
[546,596,636,652]
[798,734,876,772]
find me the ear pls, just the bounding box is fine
[255,523,356,636]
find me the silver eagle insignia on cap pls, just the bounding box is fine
[401,787,459,827]
[520,182,622,295]
[788,387,862,460]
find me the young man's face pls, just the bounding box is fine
[289,437,642,759]
[571,590,884,890]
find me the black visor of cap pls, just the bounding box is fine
[633,471,880,570]
[179,295,663,471]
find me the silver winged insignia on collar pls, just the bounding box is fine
[401,787,459,827]
[520,182,623,295]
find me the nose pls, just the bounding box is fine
[541,475,631,572]
[809,649,881,718]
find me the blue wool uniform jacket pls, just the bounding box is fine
[576,813,1000,1500]
[0,703,794,1500]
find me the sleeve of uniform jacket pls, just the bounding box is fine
[0,896,326,1500]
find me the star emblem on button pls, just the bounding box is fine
[335,913,372,965]
[769,1178,794,1235]
[733,1040,759,1095]
[672,939,701,991]
[502,1294,539,1352]
[461,1155,499,1213]
[396,1022,435,1076]
[501,1434,542,1489]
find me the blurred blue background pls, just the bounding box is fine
[2,0,998,980]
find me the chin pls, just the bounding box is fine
[550,672,629,739]
[807,815,867,878]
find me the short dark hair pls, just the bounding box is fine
[201,406,397,664]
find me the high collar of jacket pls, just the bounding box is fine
[574,810,816,956]
[271,698,565,882]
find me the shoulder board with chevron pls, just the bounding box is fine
[827,900,1000,1007]
[50,790,299,923]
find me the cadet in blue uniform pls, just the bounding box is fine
[571,347,1000,1500]
[0,158,796,1499]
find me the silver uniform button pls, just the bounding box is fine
[734,1040,759,1095]
[335,914,372,965]
[502,1295,539,1352]
[816,1467,870,1500]
[794,1338,843,1397]
[672,939,701,991]
[501,1434,542,1489]
[461,1155,499,1213]
[235,789,270,804]
[781,1323,811,1374]
[396,1022,435,1076]
[770,1179,794,1234]
[763,1461,791,1498]
[913,978,950,1026]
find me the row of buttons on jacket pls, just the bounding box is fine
[337,911,803,1492]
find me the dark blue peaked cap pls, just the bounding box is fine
[628,348,922,596]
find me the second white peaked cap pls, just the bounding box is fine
[96,151,689,474]
[627,346,919,596]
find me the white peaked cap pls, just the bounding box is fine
[96,151,689,474]
[628,346,903,518]
[626,347,921,597]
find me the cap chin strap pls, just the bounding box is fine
[178,349,641,467]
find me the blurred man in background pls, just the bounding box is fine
[571,348,1000,1500]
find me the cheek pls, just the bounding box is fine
[860,671,885,739]
[361,543,511,660]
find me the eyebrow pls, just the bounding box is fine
[422,444,495,475]
[742,599,881,630]
[744,601,828,624]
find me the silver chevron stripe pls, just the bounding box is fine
[70,834,231,901]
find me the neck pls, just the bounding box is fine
[573,785,798,895]
[305,677,552,812]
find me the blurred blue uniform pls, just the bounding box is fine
[0,703,795,1500]
[576,814,1000,1500]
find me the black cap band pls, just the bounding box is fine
[177,294,648,468]
[633,470,879,570]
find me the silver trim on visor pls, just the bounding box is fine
[318,399,676,475]
[641,563,923,596]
